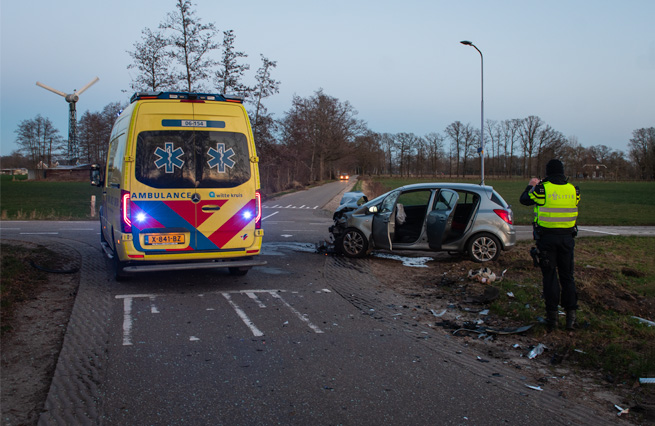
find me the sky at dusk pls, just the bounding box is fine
[1,0,654,157]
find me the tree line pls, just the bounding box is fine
[5,0,654,188]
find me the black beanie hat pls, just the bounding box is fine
[546,159,565,176]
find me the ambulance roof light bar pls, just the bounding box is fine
[130,91,244,104]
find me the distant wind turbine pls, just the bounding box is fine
[36,77,99,163]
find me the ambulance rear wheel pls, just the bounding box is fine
[229,267,250,276]
[111,230,128,281]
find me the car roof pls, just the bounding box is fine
[396,182,494,192]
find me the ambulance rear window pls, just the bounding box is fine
[134,130,251,189]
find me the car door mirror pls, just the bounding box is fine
[368,206,378,214]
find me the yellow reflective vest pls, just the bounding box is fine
[528,181,579,228]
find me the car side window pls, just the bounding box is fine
[380,191,400,213]
[433,190,457,211]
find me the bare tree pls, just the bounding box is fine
[214,29,250,96]
[628,127,655,180]
[485,120,500,176]
[519,115,544,177]
[500,119,521,176]
[250,55,280,129]
[78,102,125,167]
[424,132,444,176]
[396,133,418,177]
[445,121,465,177]
[15,115,62,171]
[280,89,365,182]
[127,28,176,92]
[535,125,567,173]
[160,0,220,92]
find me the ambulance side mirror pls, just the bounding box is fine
[90,164,104,187]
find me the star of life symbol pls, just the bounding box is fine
[207,143,236,173]
[154,142,184,173]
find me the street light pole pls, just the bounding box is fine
[460,40,485,185]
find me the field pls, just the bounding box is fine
[1,174,654,224]
[357,177,655,226]
[0,175,103,220]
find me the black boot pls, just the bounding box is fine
[546,310,558,332]
[566,310,577,330]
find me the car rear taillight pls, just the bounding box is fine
[494,209,513,225]
[121,190,132,232]
[255,191,262,229]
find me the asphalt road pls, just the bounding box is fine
[2,179,649,425]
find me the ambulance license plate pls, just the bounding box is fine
[144,233,185,245]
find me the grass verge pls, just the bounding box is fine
[490,236,655,380]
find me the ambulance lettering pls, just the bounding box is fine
[132,192,193,199]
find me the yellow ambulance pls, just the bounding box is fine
[91,92,265,279]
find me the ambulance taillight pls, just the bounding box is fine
[255,191,262,229]
[121,190,132,232]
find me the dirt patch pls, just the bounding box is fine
[0,241,80,426]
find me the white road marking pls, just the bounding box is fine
[121,298,134,346]
[269,292,324,334]
[222,292,264,337]
[115,290,328,342]
[578,227,619,236]
[263,205,320,210]
[150,296,160,314]
[246,292,267,308]
[115,294,156,346]
[262,211,279,220]
[20,232,59,235]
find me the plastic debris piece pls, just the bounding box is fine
[632,316,655,327]
[528,343,546,359]
[525,384,543,391]
[479,309,489,316]
[506,292,514,298]
[431,309,447,317]
[614,405,629,416]
[468,267,502,283]
[639,378,655,384]
[476,356,490,363]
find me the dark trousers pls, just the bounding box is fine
[536,232,577,312]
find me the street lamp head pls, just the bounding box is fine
[460,40,473,46]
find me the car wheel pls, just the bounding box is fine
[467,232,501,263]
[339,228,369,258]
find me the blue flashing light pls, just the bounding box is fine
[243,211,253,220]
[135,212,147,223]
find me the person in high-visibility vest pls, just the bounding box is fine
[520,159,581,331]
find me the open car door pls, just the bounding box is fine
[427,189,459,250]
[372,190,400,250]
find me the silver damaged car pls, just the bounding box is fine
[329,183,516,262]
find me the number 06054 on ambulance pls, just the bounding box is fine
[90,92,266,279]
